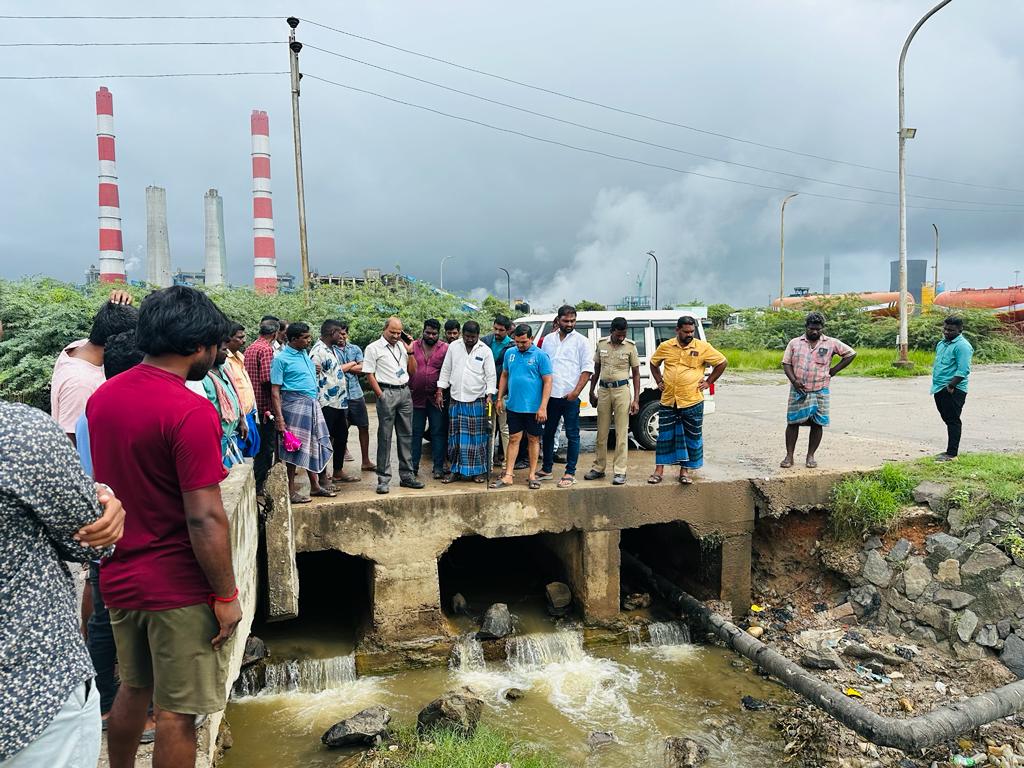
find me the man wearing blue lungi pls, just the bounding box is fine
[436,321,497,483]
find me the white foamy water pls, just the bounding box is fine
[503,631,641,730]
[647,621,691,646]
[450,634,486,672]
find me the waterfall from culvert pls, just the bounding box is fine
[506,630,586,668]
[261,654,358,694]
[450,634,486,672]
[647,621,691,646]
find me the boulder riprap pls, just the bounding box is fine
[664,736,709,768]
[545,582,572,616]
[478,603,512,640]
[912,480,949,506]
[962,543,1012,582]
[321,705,391,747]
[1000,634,1024,679]
[862,550,892,588]
[416,691,483,737]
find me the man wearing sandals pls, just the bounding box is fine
[493,325,552,490]
[649,316,727,485]
[436,320,497,484]
[270,322,335,503]
[780,312,856,469]
[536,304,594,489]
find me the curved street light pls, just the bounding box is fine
[779,193,799,308]
[646,250,658,310]
[440,255,455,291]
[896,0,953,365]
[497,267,511,308]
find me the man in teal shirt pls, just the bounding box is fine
[931,316,973,462]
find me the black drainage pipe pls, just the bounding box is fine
[621,550,1024,752]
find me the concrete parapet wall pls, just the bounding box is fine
[196,463,259,768]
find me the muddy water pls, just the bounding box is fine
[222,621,794,768]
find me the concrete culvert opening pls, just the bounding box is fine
[254,550,375,647]
[438,533,579,625]
[620,522,722,603]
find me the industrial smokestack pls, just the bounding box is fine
[96,86,125,283]
[204,188,227,286]
[251,110,277,294]
[145,186,171,287]
[823,253,831,295]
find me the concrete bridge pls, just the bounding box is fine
[261,465,840,664]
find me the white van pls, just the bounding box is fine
[513,309,717,450]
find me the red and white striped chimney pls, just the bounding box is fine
[96,86,125,283]
[251,110,278,294]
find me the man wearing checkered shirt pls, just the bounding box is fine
[780,312,856,469]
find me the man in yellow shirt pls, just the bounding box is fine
[648,316,727,484]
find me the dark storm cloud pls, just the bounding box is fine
[1,1,1021,309]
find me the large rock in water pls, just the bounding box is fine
[240,635,268,668]
[416,692,483,737]
[478,603,513,639]
[664,736,709,767]
[321,705,391,747]
[546,582,573,616]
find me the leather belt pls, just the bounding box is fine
[599,379,629,389]
[379,383,407,390]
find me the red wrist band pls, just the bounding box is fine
[208,587,239,606]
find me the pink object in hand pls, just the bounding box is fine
[283,431,302,452]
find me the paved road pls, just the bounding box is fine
[302,364,1021,500]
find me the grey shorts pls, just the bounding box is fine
[346,397,369,428]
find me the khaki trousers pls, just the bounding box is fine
[592,385,631,475]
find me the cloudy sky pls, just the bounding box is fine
[1,0,1022,309]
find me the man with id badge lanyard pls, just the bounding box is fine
[362,317,426,494]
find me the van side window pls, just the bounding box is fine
[653,322,677,346]
[598,321,648,357]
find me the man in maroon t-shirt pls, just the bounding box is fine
[88,286,242,768]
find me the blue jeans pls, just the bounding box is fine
[411,401,447,475]
[86,563,118,713]
[543,397,581,475]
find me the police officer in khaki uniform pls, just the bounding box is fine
[584,316,641,484]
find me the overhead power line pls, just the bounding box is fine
[0,15,281,20]
[303,73,1015,214]
[0,71,287,80]
[304,43,1024,210]
[301,17,1024,196]
[0,41,280,47]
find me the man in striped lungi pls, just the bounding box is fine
[436,321,497,484]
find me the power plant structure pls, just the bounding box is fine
[96,87,125,283]
[145,186,172,287]
[203,189,228,287]
[251,110,278,294]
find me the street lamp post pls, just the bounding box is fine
[931,223,940,290]
[497,267,511,308]
[646,250,659,310]
[897,0,953,365]
[440,255,455,291]
[779,193,798,308]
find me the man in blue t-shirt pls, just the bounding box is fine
[494,324,552,490]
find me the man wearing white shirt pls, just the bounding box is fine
[435,321,497,483]
[537,305,594,488]
[362,317,424,494]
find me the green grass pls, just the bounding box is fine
[829,452,1024,537]
[375,724,568,768]
[719,347,935,377]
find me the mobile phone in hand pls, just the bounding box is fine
[401,331,413,344]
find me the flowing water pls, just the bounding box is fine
[222,620,793,767]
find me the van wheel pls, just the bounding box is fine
[632,400,661,451]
